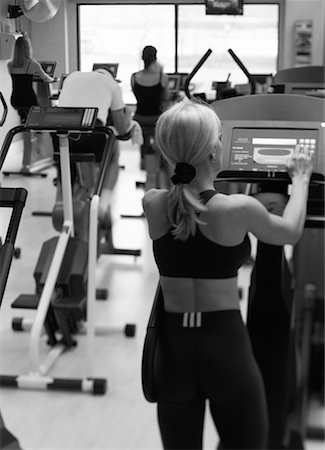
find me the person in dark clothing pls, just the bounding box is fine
[142,99,314,450]
[131,46,169,168]
[7,35,54,122]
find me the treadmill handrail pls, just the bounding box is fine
[0,187,28,304]
[91,126,115,197]
[228,48,256,94]
[0,124,112,174]
[184,49,212,100]
[0,92,8,127]
[0,125,25,171]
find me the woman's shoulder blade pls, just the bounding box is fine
[143,189,167,206]
[142,189,169,239]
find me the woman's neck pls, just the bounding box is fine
[191,161,216,193]
[145,62,159,73]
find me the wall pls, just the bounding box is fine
[0,0,324,146]
[0,1,31,143]
[30,1,69,77]
[0,0,67,145]
[64,0,325,73]
[282,0,325,68]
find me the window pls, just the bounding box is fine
[178,3,279,98]
[78,4,174,103]
[78,2,279,103]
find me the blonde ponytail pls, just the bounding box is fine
[155,99,221,241]
[167,185,207,241]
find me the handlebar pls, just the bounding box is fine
[0,187,28,305]
[92,127,116,196]
[0,92,8,127]
[0,124,115,198]
[228,49,256,95]
[184,49,213,100]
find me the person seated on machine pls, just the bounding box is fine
[55,68,133,231]
[7,34,54,123]
[131,45,169,170]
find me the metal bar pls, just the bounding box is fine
[28,221,72,374]
[58,135,75,237]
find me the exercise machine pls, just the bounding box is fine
[226,48,273,96]
[0,187,27,450]
[2,61,58,178]
[2,68,58,178]
[211,93,324,449]
[0,92,8,128]
[272,65,325,96]
[141,93,324,447]
[0,106,137,395]
[0,92,22,257]
[56,69,144,225]
[135,126,172,193]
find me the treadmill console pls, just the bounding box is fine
[229,127,317,174]
[26,106,98,131]
[219,120,324,181]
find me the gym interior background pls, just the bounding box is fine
[0,1,324,449]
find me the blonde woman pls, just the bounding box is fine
[142,99,313,449]
[8,35,54,122]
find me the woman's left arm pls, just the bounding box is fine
[31,60,54,82]
[161,73,170,101]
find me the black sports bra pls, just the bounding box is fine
[152,190,251,279]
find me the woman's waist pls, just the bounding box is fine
[133,113,160,126]
[163,308,242,329]
[160,275,240,313]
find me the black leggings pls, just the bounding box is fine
[156,310,268,450]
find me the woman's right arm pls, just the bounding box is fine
[31,60,54,82]
[161,72,170,101]
[241,145,314,245]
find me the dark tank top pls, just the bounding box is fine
[133,72,164,116]
[10,74,38,108]
[10,60,38,109]
[153,190,251,279]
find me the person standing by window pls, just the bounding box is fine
[131,45,169,168]
[7,34,54,122]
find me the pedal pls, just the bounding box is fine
[12,294,40,309]
[52,295,86,311]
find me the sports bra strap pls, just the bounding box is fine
[200,190,217,205]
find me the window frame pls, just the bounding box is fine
[76,1,284,93]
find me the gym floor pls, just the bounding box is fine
[0,139,324,450]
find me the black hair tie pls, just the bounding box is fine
[171,162,196,185]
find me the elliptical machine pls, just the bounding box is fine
[0,91,25,450]
[211,92,324,449]
[0,106,137,395]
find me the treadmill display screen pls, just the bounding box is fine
[229,127,318,173]
[26,107,98,130]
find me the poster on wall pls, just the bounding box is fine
[293,20,313,67]
[205,0,243,16]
